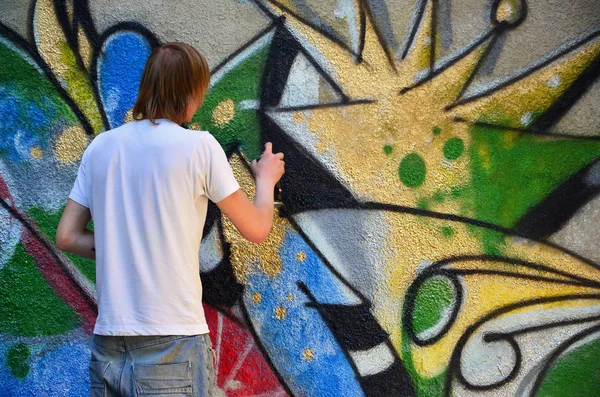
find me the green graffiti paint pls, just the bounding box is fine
[191,48,268,159]
[432,192,445,202]
[0,39,78,129]
[470,124,600,228]
[443,138,464,160]
[417,198,430,210]
[398,277,455,396]
[400,327,447,397]
[419,187,468,214]
[535,336,600,397]
[7,343,30,379]
[411,276,454,335]
[28,206,95,283]
[469,123,600,254]
[0,243,80,336]
[57,41,103,132]
[441,226,454,238]
[399,153,426,188]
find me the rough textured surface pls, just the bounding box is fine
[1,0,599,396]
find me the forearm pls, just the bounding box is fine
[59,230,96,259]
[217,142,284,244]
[252,178,275,236]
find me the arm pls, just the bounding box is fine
[56,199,96,259]
[216,142,284,244]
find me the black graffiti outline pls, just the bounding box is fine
[514,158,600,239]
[261,0,362,61]
[528,321,600,396]
[297,281,416,396]
[401,0,429,60]
[0,197,97,313]
[0,21,95,136]
[452,116,600,141]
[251,0,600,249]
[403,254,600,346]
[89,21,160,130]
[441,294,600,395]
[359,0,398,72]
[25,0,106,134]
[359,202,600,272]
[211,18,282,77]
[447,28,600,109]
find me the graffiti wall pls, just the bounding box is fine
[1,0,599,396]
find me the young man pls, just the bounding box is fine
[56,42,284,396]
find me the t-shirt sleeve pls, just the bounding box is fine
[68,148,90,208]
[197,134,240,203]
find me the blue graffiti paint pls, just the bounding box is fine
[244,230,365,397]
[98,32,152,128]
[0,39,76,164]
[0,338,91,397]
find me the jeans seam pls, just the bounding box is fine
[93,337,125,353]
[127,336,192,351]
[118,348,127,396]
[205,335,217,395]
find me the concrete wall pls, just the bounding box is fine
[1,0,599,396]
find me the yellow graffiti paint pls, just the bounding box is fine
[220,154,287,281]
[495,0,523,24]
[266,0,496,209]
[373,209,600,377]
[30,147,43,159]
[252,292,262,304]
[455,41,600,127]
[54,125,89,164]
[212,99,236,126]
[34,0,104,134]
[274,306,287,320]
[124,109,135,123]
[302,348,315,361]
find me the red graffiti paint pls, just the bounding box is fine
[21,229,97,333]
[0,175,97,333]
[203,304,289,397]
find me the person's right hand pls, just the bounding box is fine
[251,142,285,187]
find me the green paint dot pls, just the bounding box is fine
[412,277,455,335]
[383,144,393,155]
[441,226,454,238]
[443,138,464,160]
[8,343,30,379]
[417,199,429,210]
[399,153,426,188]
[432,126,441,136]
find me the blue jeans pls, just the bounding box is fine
[89,333,216,396]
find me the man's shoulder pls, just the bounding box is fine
[90,121,134,141]
[81,122,135,158]
[176,128,220,148]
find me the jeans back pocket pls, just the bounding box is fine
[134,362,193,396]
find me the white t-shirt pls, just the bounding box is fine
[69,119,240,336]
